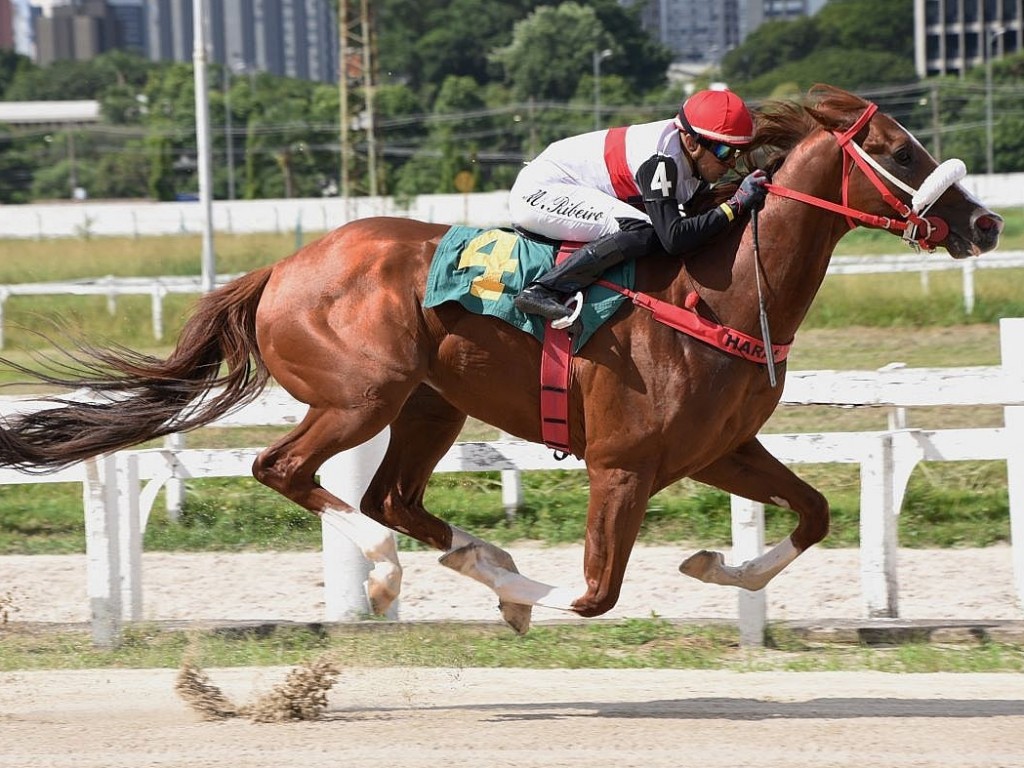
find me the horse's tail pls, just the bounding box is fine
[0,266,275,472]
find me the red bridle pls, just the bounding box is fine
[764,102,950,250]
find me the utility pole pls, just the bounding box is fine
[985,26,1006,176]
[361,0,378,198]
[337,0,378,205]
[192,0,215,293]
[338,0,351,201]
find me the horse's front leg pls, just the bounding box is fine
[573,464,656,616]
[680,437,829,591]
[441,464,653,622]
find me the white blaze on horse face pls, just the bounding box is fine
[445,527,577,611]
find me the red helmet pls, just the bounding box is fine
[675,88,755,146]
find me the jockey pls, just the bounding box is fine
[510,87,769,322]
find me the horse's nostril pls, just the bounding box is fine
[975,213,1004,234]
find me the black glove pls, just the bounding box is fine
[635,154,677,202]
[726,169,769,217]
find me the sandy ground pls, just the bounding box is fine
[3,545,1024,768]
[2,666,1024,768]
[2,543,1022,625]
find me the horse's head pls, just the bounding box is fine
[761,84,1003,259]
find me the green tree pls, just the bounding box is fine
[721,0,916,95]
[492,3,607,101]
[938,53,1024,174]
[0,130,34,203]
[143,64,200,199]
[146,133,176,201]
[377,0,544,94]
[585,0,672,93]
[815,0,914,59]
[721,17,821,83]
[0,49,34,99]
[741,49,917,97]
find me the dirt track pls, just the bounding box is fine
[2,666,1023,768]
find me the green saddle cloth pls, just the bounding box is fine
[424,225,634,353]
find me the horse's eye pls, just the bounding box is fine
[893,146,913,165]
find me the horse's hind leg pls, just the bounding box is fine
[252,401,410,615]
[680,437,829,590]
[363,385,572,633]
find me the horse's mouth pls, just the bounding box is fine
[945,210,1003,259]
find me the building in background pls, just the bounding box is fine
[914,0,1021,77]
[31,0,144,64]
[0,0,13,49]
[22,0,336,83]
[147,0,338,83]
[632,0,738,63]
[627,0,825,65]
[11,0,37,57]
[107,0,145,53]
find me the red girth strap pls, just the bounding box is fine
[539,242,580,456]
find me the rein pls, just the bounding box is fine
[594,279,791,364]
[764,101,952,250]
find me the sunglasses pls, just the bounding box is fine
[697,137,742,162]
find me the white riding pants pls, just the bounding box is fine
[509,160,650,243]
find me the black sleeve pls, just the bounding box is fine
[634,153,732,256]
[644,198,731,256]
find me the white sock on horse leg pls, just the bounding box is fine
[682,536,800,590]
[725,536,799,590]
[446,527,577,611]
[322,507,403,596]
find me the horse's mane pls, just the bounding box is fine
[750,84,869,175]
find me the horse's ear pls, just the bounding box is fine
[803,105,844,133]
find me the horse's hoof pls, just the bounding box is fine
[367,562,402,616]
[499,600,532,635]
[679,549,725,583]
[367,583,399,616]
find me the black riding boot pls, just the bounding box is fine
[514,226,656,321]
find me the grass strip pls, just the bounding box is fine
[2,619,1022,673]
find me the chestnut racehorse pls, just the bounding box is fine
[0,86,1002,632]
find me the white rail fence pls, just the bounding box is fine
[2,319,1023,647]
[0,171,1018,240]
[2,252,1023,349]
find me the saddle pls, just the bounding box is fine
[424,225,634,354]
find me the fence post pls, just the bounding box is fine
[1000,318,1024,610]
[731,495,766,646]
[0,288,7,350]
[104,275,117,316]
[319,428,398,621]
[499,432,522,522]
[163,433,185,521]
[860,433,899,617]
[116,453,143,621]
[151,284,166,341]
[961,259,976,315]
[83,455,122,647]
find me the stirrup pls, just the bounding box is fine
[551,291,583,330]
